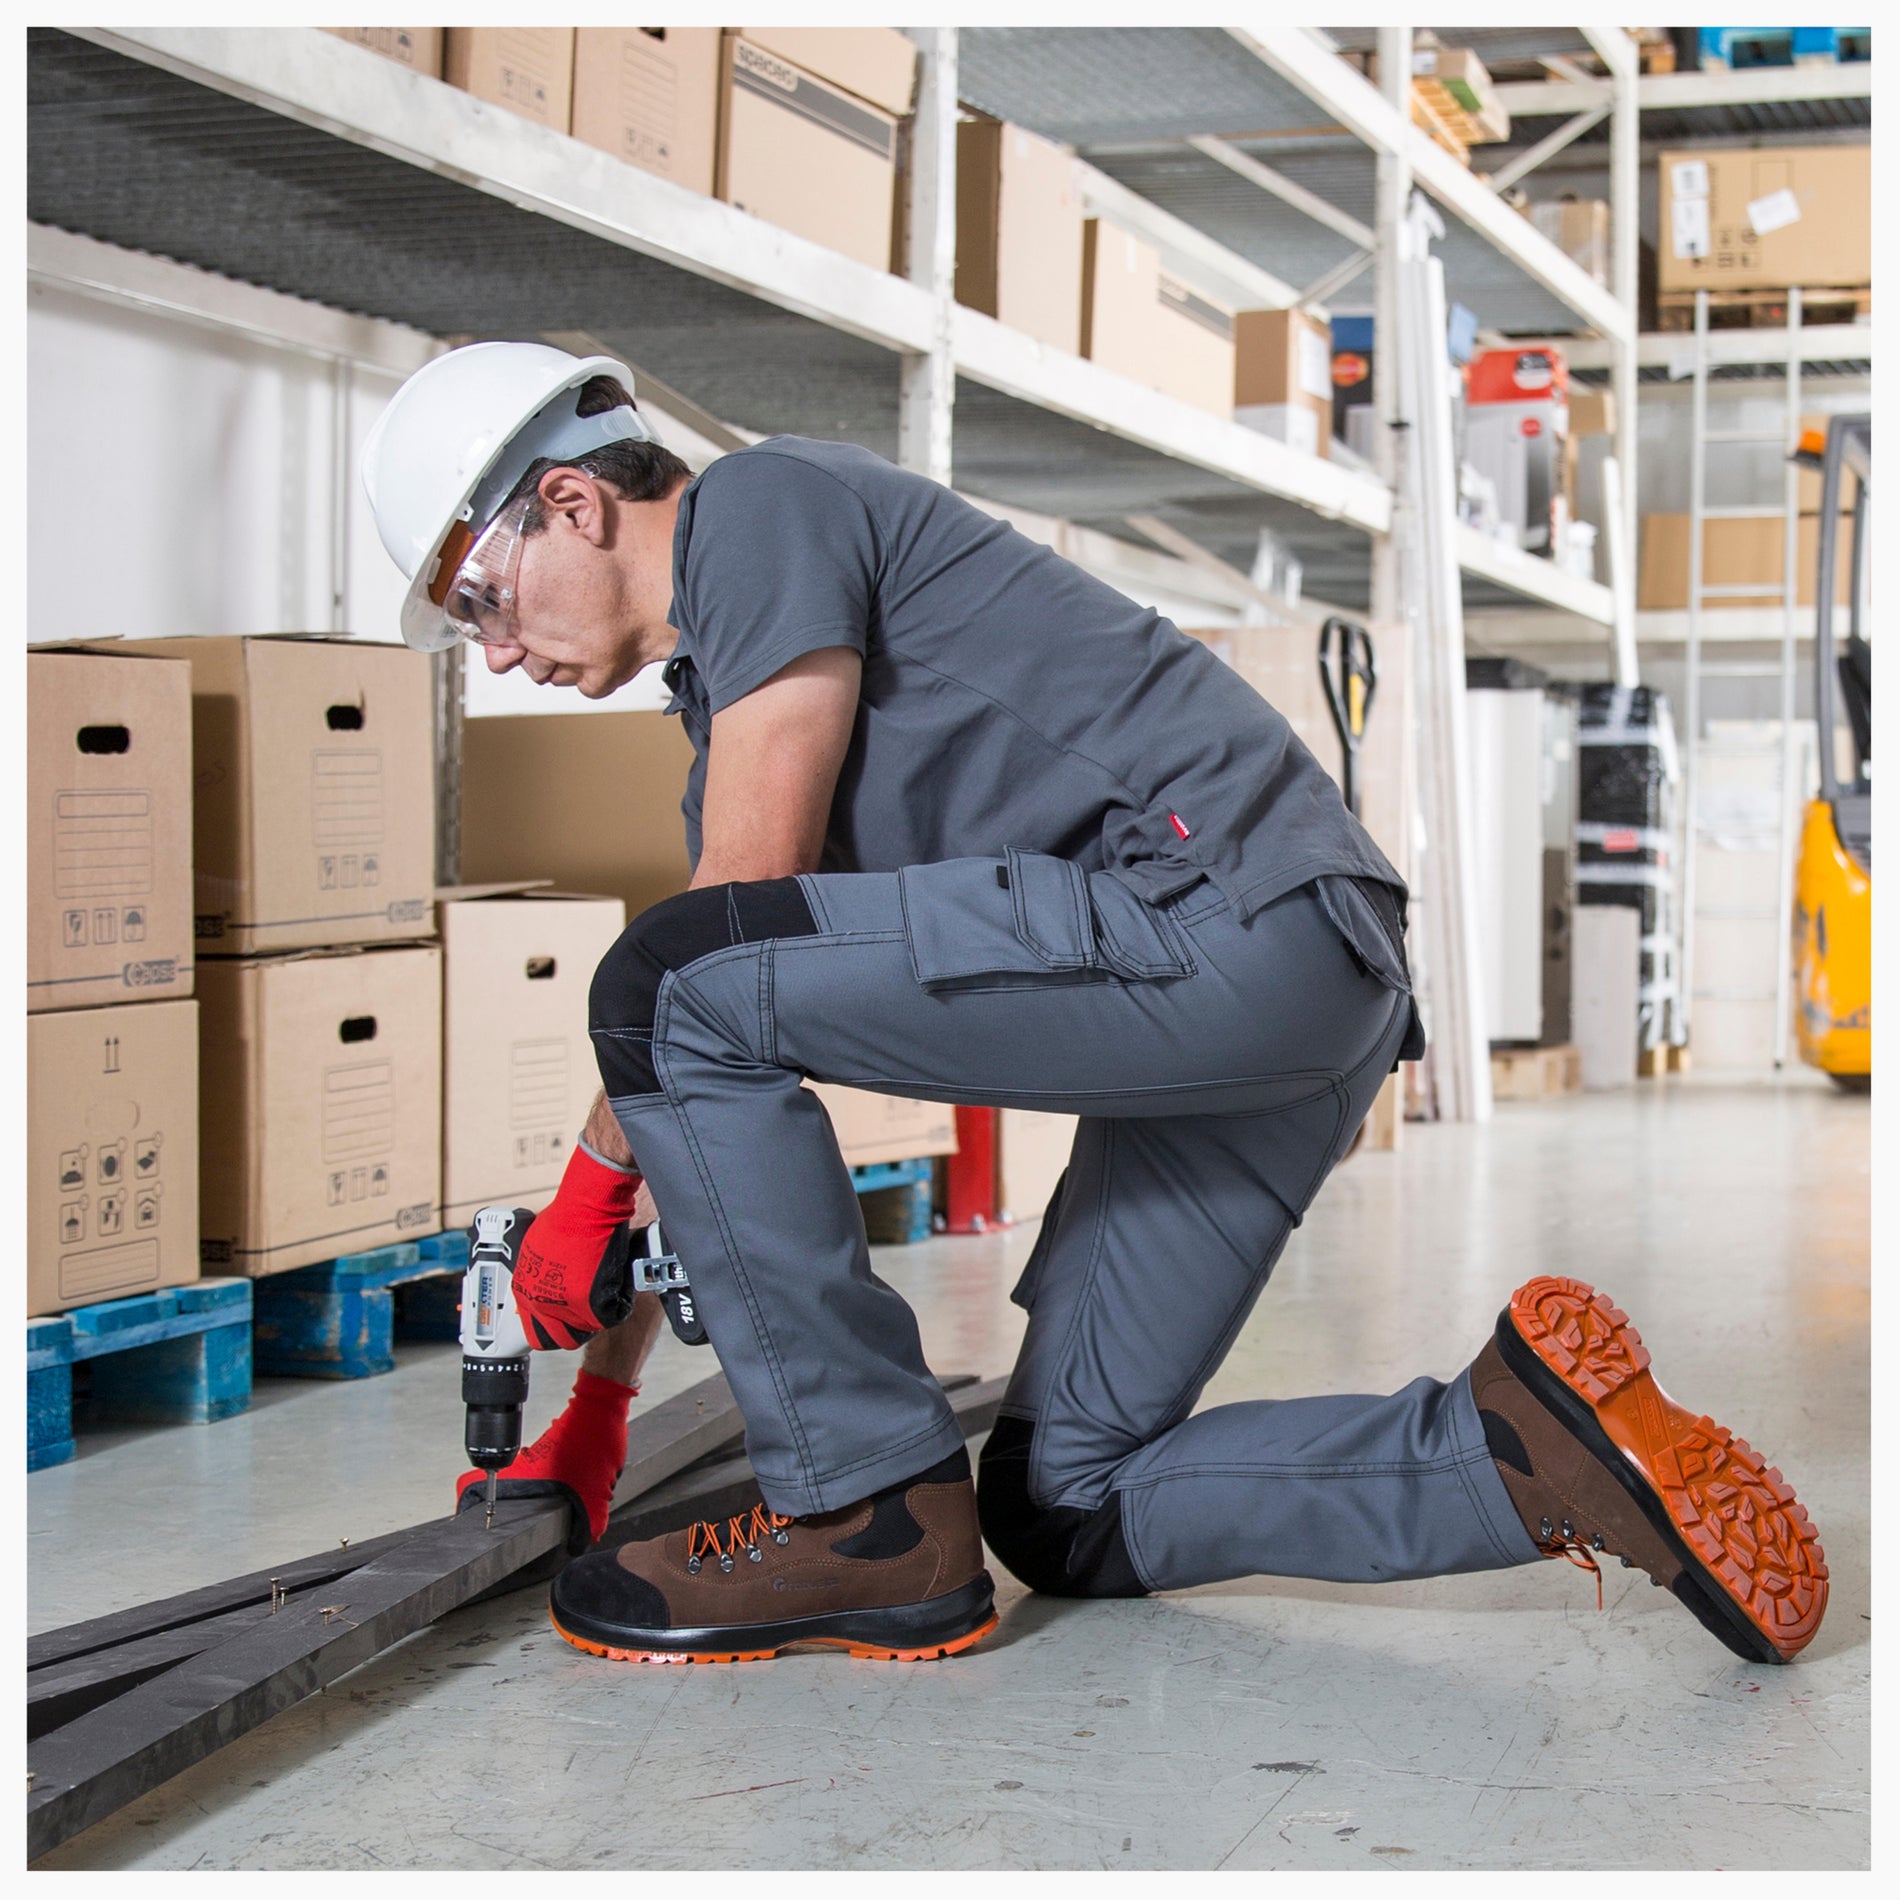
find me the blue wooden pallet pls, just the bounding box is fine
[1698,26,1869,68]
[251,1240,465,1379]
[854,1156,936,1245]
[27,1280,253,1472]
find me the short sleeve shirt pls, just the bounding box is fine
[662,438,1403,919]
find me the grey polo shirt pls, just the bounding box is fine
[660,437,1403,920]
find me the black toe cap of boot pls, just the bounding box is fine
[550,1548,672,1644]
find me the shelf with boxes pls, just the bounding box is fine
[30,29,1385,568]
[28,26,1619,624]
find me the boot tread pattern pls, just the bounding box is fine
[1510,1275,1828,1660]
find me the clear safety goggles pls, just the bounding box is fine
[425,488,536,649]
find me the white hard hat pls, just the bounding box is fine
[360,341,657,653]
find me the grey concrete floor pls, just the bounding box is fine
[30,1075,1869,1870]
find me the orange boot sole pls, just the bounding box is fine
[1503,1275,1828,1664]
[549,1606,999,1665]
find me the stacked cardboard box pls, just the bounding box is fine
[458,708,954,1183]
[117,637,444,1278]
[27,646,201,1317]
[437,885,627,1230]
[571,27,722,193]
[717,28,918,273]
[322,27,443,76]
[1082,220,1236,416]
[1233,307,1334,458]
[956,115,1085,353]
[443,28,575,130]
[1658,145,1869,297]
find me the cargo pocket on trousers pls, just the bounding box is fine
[1313,874,1427,1063]
[899,852,1193,992]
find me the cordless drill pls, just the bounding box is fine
[460,1205,537,1530]
[459,1203,709,1531]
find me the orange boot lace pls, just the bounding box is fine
[1536,1514,1606,1610]
[684,1502,797,1575]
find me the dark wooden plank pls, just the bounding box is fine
[24,1372,1003,1858]
[27,1496,569,1860]
[25,1526,416,1674]
[28,1605,275,1740]
[26,1370,747,1675]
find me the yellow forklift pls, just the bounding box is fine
[1790,414,1872,1087]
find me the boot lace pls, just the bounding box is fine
[684,1502,796,1575]
[1537,1516,1606,1610]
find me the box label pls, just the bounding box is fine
[732,39,895,161]
[1672,196,1710,260]
[1746,187,1802,237]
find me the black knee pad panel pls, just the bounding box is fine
[589,878,818,1095]
[977,1415,1148,1599]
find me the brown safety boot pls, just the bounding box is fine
[547,1446,997,1663]
[1471,1276,1827,1664]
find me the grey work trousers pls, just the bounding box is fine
[594,856,1539,1593]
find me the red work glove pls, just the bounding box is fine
[511,1144,642,1351]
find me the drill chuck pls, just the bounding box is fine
[462,1354,531,1471]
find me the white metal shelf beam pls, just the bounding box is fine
[1185,135,1374,250]
[1525,326,1873,371]
[1497,62,1873,115]
[950,305,1393,534]
[1072,159,1306,313]
[1455,526,1617,622]
[71,27,1386,535]
[76,25,941,356]
[1226,25,1630,341]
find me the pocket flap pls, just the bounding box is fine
[899,857,1081,988]
[1087,873,1195,979]
[1006,850,1094,969]
[1314,874,1412,992]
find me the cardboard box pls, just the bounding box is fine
[1638,513,1855,610]
[28,647,195,1014]
[733,27,916,114]
[113,636,436,957]
[719,32,901,272]
[1234,307,1333,459]
[322,27,442,76]
[1569,388,1616,439]
[1659,145,1870,294]
[461,711,697,921]
[1530,199,1610,287]
[438,885,627,1231]
[805,1082,956,1170]
[443,28,574,131]
[956,117,1085,354]
[1081,221,1235,417]
[1154,273,1236,417]
[995,1109,1077,1223]
[29,1000,200,1317]
[571,27,721,194]
[197,944,442,1277]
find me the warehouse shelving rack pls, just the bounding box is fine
[32,25,1867,1106]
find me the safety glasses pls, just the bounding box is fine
[411,488,536,650]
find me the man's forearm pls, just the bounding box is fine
[583,1090,638,1171]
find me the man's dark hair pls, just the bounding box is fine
[511,375,692,531]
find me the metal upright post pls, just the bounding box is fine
[1679,287,1709,1047]
[897,27,957,487]
[1607,31,1641,588]
[1369,26,1411,628]
[1772,288,1804,1065]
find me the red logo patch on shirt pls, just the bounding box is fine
[1170,813,1192,841]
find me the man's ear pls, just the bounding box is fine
[538,467,612,547]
